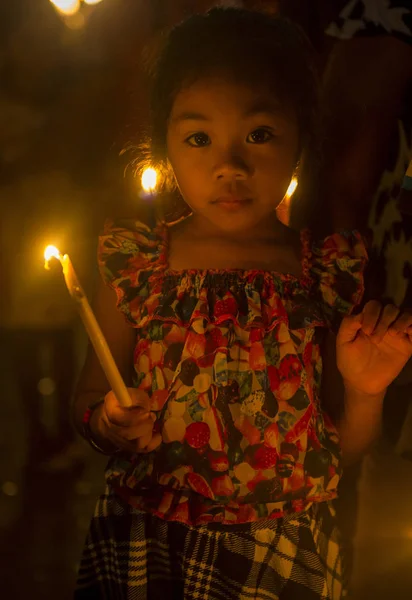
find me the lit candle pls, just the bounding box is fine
[140,167,161,225]
[141,167,158,195]
[277,176,298,226]
[285,177,298,200]
[44,246,132,407]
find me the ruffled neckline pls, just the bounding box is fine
[154,221,312,285]
[98,219,366,331]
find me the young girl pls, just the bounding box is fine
[74,8,412,599]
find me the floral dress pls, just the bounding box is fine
[76,219,367,600]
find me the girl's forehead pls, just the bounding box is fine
[170,77,287,120]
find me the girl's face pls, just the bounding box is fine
[167,76,299,234]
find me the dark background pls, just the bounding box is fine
[1,2,412,599]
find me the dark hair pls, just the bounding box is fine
[139,7,321,226]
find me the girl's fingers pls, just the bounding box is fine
[98,410,160,453]
[98,390,161,454]
[361,301,382,336]
[99,420,136,453]
[123,419,155,441]
[127,388,152,412]
[137,432,153,451]
[101,422,157,453]
[103,411,155,441]
[337,313,362,345]
[105,401,150,428]
[371,304,400,343]
[390,312,412,334]
[104,389,151,427]
[144,432,162,453]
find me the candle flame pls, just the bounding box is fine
[285,177,298,199]
[49,0,81,16]
[141,168,158,193]
[44,245,62,270]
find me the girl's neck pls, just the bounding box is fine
[180,212,288,245]
[167,212,301,275]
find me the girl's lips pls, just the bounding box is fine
[212,196,252,211]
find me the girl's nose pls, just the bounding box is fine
[213,148,252,181]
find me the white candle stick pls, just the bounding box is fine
[44,246,132,408]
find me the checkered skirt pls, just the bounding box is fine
[75,487,346,600]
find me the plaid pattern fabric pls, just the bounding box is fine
[75,488,346,600]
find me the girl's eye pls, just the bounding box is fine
[185,132,211,147]
[247,128,274,144]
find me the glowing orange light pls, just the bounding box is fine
[44,245,62,269]
[49,0,81,16]
[141,168,158,193]
[83,0,104,5]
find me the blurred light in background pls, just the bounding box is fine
[84,0,104,5]
[37,378,56,396]
[49,0,81,16]
[141,168,158,193]
[2,481,19,497]
[65,11,86,30]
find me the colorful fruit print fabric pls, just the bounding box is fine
[98,219,367,525]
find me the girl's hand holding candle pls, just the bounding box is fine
[44,246,162,452]
[90,389,162,454]
[43,168,163,449]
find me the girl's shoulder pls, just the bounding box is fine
[304,228,367,265]
[98,218,166,276]
[303,229,368,328]
[97,218,167,324]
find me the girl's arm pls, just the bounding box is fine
[337,387,385,466]
[321,331,384,465]
[73,278,136,443]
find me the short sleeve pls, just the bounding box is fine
[326,0,412,46]
[98,219,165,325]
[308,230,368,330]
